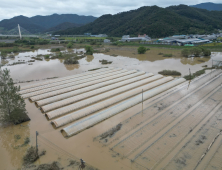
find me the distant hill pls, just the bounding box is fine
[190,2,222,11]
[44,22,83,33]
[54,5,222,38]
[0,14,97,33]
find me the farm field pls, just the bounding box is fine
[0,47,222,170]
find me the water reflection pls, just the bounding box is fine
[86,55,94,62]
[64,64,80,71]
[59,59,64,63]
[180,57,210,65]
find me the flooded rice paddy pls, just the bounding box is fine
[0,47,221,83]
[1,46,222,170]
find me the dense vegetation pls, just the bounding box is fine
[181,47,211,57]
[44,22,83,33]
[55,5,222,38]
[0,14,97,33]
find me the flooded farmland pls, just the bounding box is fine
[1,46,222,170]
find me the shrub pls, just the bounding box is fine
[137,46,147,54]
[158,70,181,76]
[30,45,34,49]
[90,41,96,45]
[146,48,150,51]
[67,42,73,49]
[51,48,60,52]
[117,43,123,47]
[23,146,39,165]
[111,42,118,45]
[44,55,50,59]
[96,42,102,45]
[99,59,112,64]
[58,52,63,58]
[64,58,79,64]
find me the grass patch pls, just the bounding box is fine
[14,135,21,142]
[50,48,61,52]
[163,54,173,57]
[28,60,35,62]
[158,70,181,76]
[88,68,102,71]
[8,61,26,66]
[23,146,39,165]
[111,54,118,57]
[198,60,205,62]
[31,57,43,61]
[0,47,31,57]
[184,69,205,80]
[100,124,122,140]
[99,59,113,64]
[46,77,58,79]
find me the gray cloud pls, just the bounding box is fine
[0,0,221,21]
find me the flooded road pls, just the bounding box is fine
[0,47,222,170]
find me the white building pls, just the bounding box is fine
[104,39,111,43]
[120,35,151,42]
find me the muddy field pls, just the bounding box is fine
[0,47,222,170]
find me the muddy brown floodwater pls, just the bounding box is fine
[0,47,222,170]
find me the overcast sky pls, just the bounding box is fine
[0,0,221,21]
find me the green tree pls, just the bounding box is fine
[67,42,73,49]
[181,49,190,57]
[203,49,211,56]
[190,47,202,57]
[137,46,147,54]
[0,68,29,124]
[85,46,93,55]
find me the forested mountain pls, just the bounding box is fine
[54,5,222,38]
[0,14,97,33]
[190,2,222,11]
[44,22,83,33]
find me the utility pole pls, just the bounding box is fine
[189,68,191,80]
[142,89,143,104]
[36,131,39,157]
[142,89,143,114]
